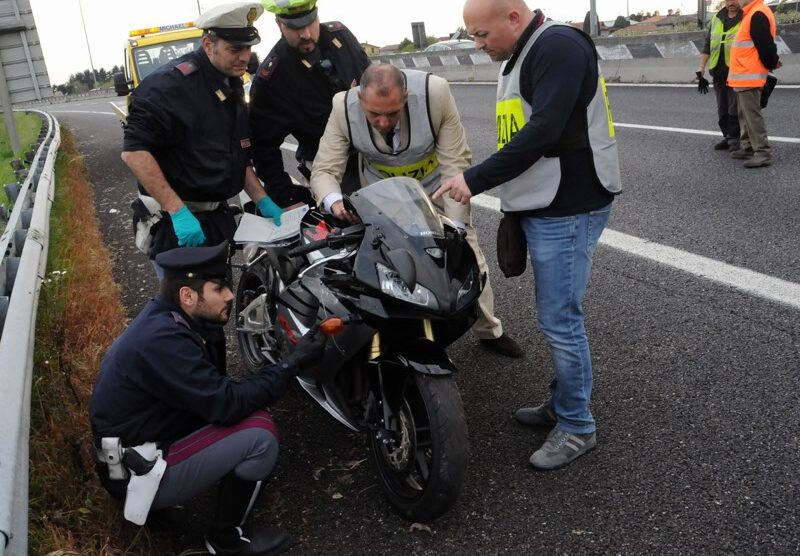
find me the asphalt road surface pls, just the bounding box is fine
[45,84,800,555]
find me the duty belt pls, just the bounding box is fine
[184,200,222,212]
[140,195,223,213]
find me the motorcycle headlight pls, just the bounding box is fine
[376,263,439,310]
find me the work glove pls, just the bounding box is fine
[257,196,283,226]
[171,206,206,247]
[284,323,327,373]
[696,71,709,94]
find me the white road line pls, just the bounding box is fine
[616,122,800,144]
[450,82,800,89]
[470,194,800,310]
[277,143,800,309]
[606,82,800,89]
[46,110,115,115]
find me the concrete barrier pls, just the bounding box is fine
[376,22,800,84]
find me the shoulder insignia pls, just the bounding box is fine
[324,21,346,32]
[175,60,198,77]
[332,37,343,49]
[259,55,279,80]
[171,311,191,329]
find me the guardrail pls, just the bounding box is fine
[0,109,60,556]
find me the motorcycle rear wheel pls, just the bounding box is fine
[368,373,469,522]
[235,261,279,371]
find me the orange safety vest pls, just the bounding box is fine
[727,0,777,89]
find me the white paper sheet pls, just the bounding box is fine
[233,205,309,244]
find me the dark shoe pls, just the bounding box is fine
[479,333,523,358]
[713,138,730,150]
[515,403,557,427]
[529,429,596,471]
[205,525,292,556]
[743,155,772,168]
[728,140,740,151]
[730,148,754,159]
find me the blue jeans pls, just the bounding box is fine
[520,203,612,434]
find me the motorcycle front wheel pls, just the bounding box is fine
[235,260,279,371]
[368,372,469,522]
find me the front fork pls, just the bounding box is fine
[368,320,437,447]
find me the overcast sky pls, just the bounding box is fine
[31,0,701,84]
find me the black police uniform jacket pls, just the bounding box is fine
[249,22,370,206]
[124,48,252,254]
[90,296,293,447]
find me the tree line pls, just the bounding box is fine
[54,66,123,95]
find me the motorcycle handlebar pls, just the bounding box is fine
[288,237,330,257]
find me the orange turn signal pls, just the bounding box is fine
[320,317,345,336]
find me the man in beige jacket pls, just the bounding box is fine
[311,63,522,358]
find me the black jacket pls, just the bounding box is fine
[90,296,294,446]
[249,22,369,205]
[124,49,252,202]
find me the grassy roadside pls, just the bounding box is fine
[0,112,42,206]
[27,128,188,555]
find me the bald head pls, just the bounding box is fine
[360,63,406,97]
[463,0,533,61]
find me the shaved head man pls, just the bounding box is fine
[435,1,622,470]
[463,0,533,61]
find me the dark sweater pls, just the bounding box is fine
[463,15,614,217]
[750,11,780,70]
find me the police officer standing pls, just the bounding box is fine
[249,0,370,208]
[91,242,326,555]
[122,2,284,267]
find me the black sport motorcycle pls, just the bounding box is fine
[235,177,482,521]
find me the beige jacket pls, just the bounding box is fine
[310,74,472,223]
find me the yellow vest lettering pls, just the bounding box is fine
[496,98,525,150]
[369,152,440,181]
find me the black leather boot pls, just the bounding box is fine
[204,474,292,556]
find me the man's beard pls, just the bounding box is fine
[196,299,233,325]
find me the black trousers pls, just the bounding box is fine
[713,75,739,141]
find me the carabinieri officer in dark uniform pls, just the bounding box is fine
[91,242,327,556]
[122,2,284,269]
[249,0,370,208]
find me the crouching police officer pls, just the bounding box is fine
[90,242,325,555]
[249,0,370,208]
[122,2,284,271]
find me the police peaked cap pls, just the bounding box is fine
[263,0,319,29]
[155,242,233,282]
[196,2,264,46]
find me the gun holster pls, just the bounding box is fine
[122,442,167,526]
[131,195,165,256]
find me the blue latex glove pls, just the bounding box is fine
[257,196,283,226]
[170,206,206,247]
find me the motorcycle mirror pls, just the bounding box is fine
[386,248,417,292]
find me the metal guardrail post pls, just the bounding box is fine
[0,110,59,556]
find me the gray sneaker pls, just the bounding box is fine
[529,429,596,470]
[514,404,557,427]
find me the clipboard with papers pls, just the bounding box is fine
[233,205,309,245]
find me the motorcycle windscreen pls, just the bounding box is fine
[350,177,444,240]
